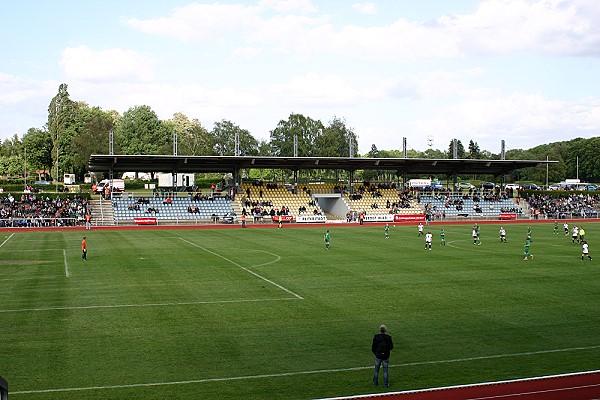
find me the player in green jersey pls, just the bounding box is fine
[324,230,331,250]
[523,236,534,261]
[440,228,445,246]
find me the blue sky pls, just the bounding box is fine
[1,0,599,154]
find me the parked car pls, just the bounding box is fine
[520,183,541,190]
[548,184,561,191]
[481,181,496,190]
[455,182,475,190]
[33,180,51,185]
[222,212,237,224]
[504,183,520,190]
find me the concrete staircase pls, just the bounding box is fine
[90,199,115,226]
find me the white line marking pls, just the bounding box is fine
[10,351,600,395]
[0,297,298,313]
[250,250,281,268]
[63,249,70,278]
[0,233,14,249]
[466,384,600,400]
[319,369,600,400]
[178,237,303,299]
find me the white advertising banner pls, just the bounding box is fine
[363,214,394,222]
[296,215,327,223]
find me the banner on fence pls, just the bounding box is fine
[393,214,426,222]
[363,214,394,222]
[271,215,294,222]
[499,213,517,220]
[296,215,327,223]
[134,217,157,225]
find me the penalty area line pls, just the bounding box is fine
[178,237,303,299]
[0,297,299,314]
[63,249,70,278]
[11,349,600,395]
[0,233,14,249]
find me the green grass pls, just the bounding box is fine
[1,222,599,399]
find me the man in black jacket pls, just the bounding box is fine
[372,324,393,387]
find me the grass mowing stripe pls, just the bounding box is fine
[178,237,304,299]
[11,346,600,395]
[0,297,299,313]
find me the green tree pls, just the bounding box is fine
[212,120,258,156]
[0,134,23,157]
[71,106,114,178]
[22,127,53,177]
[47,83,77,179]
[117,105,170,155]
[448,139,466,158]
[468,140,481,159]
[166,112,213,156]
[269,113,324,157]
[0,155,24,177]
[315,117,359,157]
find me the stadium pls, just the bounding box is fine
[1,154,599,400]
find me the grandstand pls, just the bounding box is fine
[107,184,532,225]
[112,195,234,223]
[419,193,522,218]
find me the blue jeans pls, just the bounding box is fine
[373,357,389,386]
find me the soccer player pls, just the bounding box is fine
[425,231,433,250]
[440,228,445,246]
[417,222,424,237]
[472,227,478,245]
[476,229,481,246]
[579,227,586,244]
[523,236,533,261]
[581,241,592,261]
[553,221,559,235]
[572,225,579,244]
[527,226,532,238]
[385,224,389,239]
[324,230,331,250]
[278,215,283,229]
[499,226,507,242]
[81,236,87,261]
[564,221,569,236]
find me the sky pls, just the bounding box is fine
[1,0,599,155]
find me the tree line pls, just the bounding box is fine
[1,84,598,184]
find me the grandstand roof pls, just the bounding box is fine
[88,155,555,176]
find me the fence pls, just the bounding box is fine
[0,217,82,228]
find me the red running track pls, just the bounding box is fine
[320,370,600,400]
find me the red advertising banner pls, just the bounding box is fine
[134,217,157,225]
[271,215,294,222]
[499,213,517,220]
[393,214,426,222]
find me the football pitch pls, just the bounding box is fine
[1,222,599,399]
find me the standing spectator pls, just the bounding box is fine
[372,324,393,387]
[241,213,246,228]
[85,213,91,230]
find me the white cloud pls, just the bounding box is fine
[441,0,600,56]
[352,2,377,15]
[126,0,600,60]
[60,46,157,82]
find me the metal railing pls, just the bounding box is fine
[0,218,83,228]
